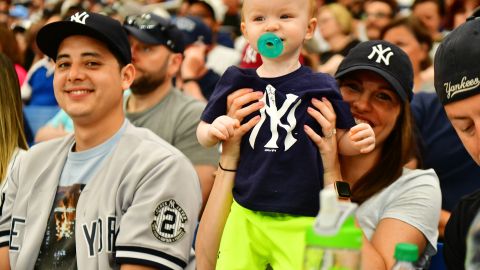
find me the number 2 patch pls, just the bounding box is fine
[151,200,188,243]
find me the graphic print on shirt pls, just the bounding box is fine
[249,84,302,152]
[35,184,85,269]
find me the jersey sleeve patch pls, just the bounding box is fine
[151,200,187,243]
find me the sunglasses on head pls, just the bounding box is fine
[124,13,169,30]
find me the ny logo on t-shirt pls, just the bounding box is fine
[249,84,301,151]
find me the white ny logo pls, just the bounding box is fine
[249,84,301,151]
[368,44,394,66]
[70,12,89,24]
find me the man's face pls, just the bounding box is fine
[129,36,172,95]
[364,1,393,40]
[53,35,131,125]
[445,94,480,165]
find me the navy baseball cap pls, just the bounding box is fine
[173,16,213,46]
[124,13,185,53]
[434,10,480,105]
[36,11,131,65]
[335,40,414,102]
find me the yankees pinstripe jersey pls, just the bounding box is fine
[0,121,201,269]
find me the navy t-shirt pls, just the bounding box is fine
[202,66,355,216]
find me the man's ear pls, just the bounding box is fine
[305,18,317,40]
[168,53,183,76]
[121,63,135,90]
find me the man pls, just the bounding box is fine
[123,13,219,208]
[184,0,241,75]
[0,11,201,269]
[174,15,221,102]
[433,10,480,270]
[362,0,398,40]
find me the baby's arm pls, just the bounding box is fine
[337,123,375,156]
[197,116,240,148]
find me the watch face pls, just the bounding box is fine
[335,181,351,198]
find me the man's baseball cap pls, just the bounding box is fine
[36,11,131,65]
[123,13,185,53]
[335,40,413,102]
[434,10,480,105]
[173,16,213,46]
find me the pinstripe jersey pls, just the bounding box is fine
[0,121,202,269]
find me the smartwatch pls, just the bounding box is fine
[334,181,351,199]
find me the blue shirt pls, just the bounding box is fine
[202,66,354,216]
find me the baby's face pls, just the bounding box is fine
[240,0,316,60]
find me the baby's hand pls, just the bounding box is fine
[208,115,240,141]
[349,123,375,154]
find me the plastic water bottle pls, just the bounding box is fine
[303,188,362,270]
[391,243,418,270]
[465,211,480,270]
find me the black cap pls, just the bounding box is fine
[36,11,131,65]
[434,13,480,104]
[123,13,185,53]
[335,40,414,102]
[173,16,213,46]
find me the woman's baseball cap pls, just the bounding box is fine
[36,11,131,65]
[335,40,414,102]
[434,10,480,105]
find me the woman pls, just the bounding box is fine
[196,41,441,269]
[305,40,441,269]
[0,52,28,269]
[380,16,434,93]
[316,3,360,75]
[0,52,28,184]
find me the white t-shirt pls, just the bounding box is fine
[356,168,441,268]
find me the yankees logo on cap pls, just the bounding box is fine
[36,11,132,65]
[335,40,414,102]
[151,200,187,243]
[434,11,480,104]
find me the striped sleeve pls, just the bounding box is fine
[116,246,187,270]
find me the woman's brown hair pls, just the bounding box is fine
[350,97,418,204]
[0,53,28,183]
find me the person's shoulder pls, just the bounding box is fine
[170,88,205,110]
[122,123,186,158]
[399,168,440,187]
[26,134,73,156]
[456,189,480,213]
[303,67,337,87]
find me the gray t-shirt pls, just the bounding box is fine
[356,168,441,268]
[125,88,218,166]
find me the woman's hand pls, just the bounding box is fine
[304,97,342,185]
[221,88,264,161]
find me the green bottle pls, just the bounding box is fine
[303,189,362,270]
[391,243,418,270]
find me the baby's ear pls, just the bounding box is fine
[305,18,317,40]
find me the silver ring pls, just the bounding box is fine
[324,128,336,138]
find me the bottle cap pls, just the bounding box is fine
[394,243,419,262]
[257,32,283,58]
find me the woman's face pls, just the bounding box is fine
[339,70,402,147]
[382,25,428,72]
[317,9,341,40]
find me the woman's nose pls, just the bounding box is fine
[352,94,372,112]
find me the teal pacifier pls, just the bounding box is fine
[257,33,283,58]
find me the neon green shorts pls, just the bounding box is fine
[216,201,315,270]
